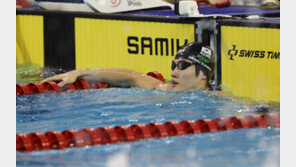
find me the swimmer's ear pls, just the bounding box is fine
[198,70,207,80]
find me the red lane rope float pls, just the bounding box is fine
[16,133,32,151]
[27,132,50,151]
[41,82,61,93]
[16,84,30,95]
[262,113,280,128]
[45,131,67,149]
[196,119,217,133]
[73,80,91,90]
[229,116,249,129]
[62,129,79,148]
[27,83,46,94]
[16,71,165,96]
[16,113,280,152]
[212,117,233,131]
[127,124,152,140]
[180,120,201,134]
[146,72,165,83]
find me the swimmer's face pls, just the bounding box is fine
[171,59,207,91]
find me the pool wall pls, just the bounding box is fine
[16,9,280,102]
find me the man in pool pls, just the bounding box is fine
[42,42,216,92]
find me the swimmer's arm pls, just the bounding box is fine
[81,68,167,89]
[42,67,170,90]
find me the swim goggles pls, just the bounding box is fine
[171,60,195,71]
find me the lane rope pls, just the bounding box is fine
[16,71,165,96]
[16,113,280,152]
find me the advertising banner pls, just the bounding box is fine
[221,26,280,101]
[75,18,195,79]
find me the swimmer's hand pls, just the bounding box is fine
[41,70,82,87]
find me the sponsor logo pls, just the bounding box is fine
[227,45,280,60]
[110,0,121,7]
[127,36,189,56]
[189,56,211,71]
[228,45,238,60]
[127,0,142,7]
[197,54,210,64]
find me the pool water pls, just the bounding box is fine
[16,67,280,167]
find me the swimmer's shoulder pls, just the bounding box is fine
[212,90,232,96]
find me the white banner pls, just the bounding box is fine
[29,0,174,13]
[84,0,174,13]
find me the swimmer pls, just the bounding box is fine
[42,42,224,93]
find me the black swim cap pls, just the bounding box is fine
[174,42,216,80]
